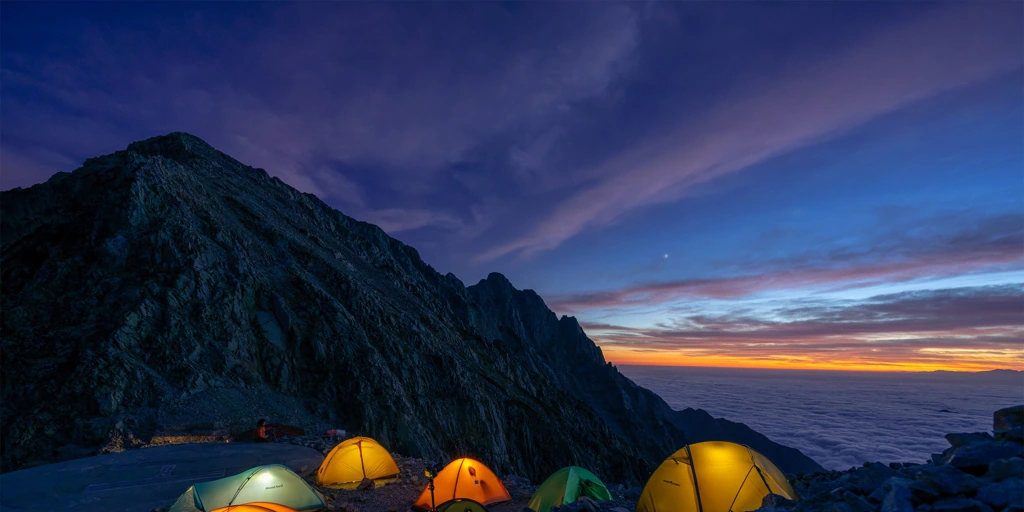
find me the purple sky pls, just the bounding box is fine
[2,2,1022,370]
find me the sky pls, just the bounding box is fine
[2,2,1022,372]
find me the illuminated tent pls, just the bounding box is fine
[317,436,400,489]
[527,466,611,512]
[437,499,489,512]
[210,505,300,512]
[412,458,511,511]
[168,464,325,512]
[636,441,798,512]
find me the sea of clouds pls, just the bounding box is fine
[618,365,1023,471]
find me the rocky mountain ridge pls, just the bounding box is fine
[0,132,821,480]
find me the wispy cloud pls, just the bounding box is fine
[585,285,1024,371]
[1,3,642,236]
[549,213,1024,312]
[478,4,1023,261]
[1,6,638,174]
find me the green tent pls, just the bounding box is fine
[168,464,325,512]
[437,499,490,512]
[527,467,611,512]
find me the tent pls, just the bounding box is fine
[437,499,489,512]
[527,466,611,512]
[317,436,400,488]
[412,458,511,511]
[168,464,325,512]
[636,441,799,512]
[210,505,300,512]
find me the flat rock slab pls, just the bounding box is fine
[0,442,324,512]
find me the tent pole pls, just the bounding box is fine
[451,459,466,500]
[228,466,262,506]
[358,440,367,479]
[684,445,705,512]
[753,465,774,495]
[745,446,775,496]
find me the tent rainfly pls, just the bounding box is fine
[527,466,611,512]
[168,464,325,512]
[317,436,400,489]
[636,441,799,512]
[412,458,511,512]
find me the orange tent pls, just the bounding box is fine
[413,458,511,511]
[210,504,299,512]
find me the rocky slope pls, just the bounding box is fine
[0,132,821,480]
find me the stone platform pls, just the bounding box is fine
[0,442,324,512]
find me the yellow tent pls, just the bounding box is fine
[413,458,511,511]
[316,437,400,489]
[636,441,799,512]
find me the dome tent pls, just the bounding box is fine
[317,436,400,489]
[210,505,300,512]
[412,458,511,511]
[636,441,799,512]
[437,499,490,512]
[168,464,325,512]
[527,466,611,512]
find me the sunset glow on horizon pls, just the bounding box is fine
[600,347,1024,373]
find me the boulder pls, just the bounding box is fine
[910,462,983,495]
[997,426,1024,444]
[847,463,900,493]
[947,433,996,448]
[947,442,1024,475]
[988,457,1024,482]
[576,496,598,512]
[823,491,875,512]
[869,478,922,510]
[931,498,995,512]
[357,477,374,490]
[994,406,1023,433]
[760,493,798,510]
[976,478,1024,510]
[622,487,642,500]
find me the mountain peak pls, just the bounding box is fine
[1,134,824,479]
[484,272,512,285]
[122,132,235,167]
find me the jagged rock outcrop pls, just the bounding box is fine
[0,132,822,480]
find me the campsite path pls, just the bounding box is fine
[0,442,323,512]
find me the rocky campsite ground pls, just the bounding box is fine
[147,405,1022,512]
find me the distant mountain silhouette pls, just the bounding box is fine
[0,133,823,479]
